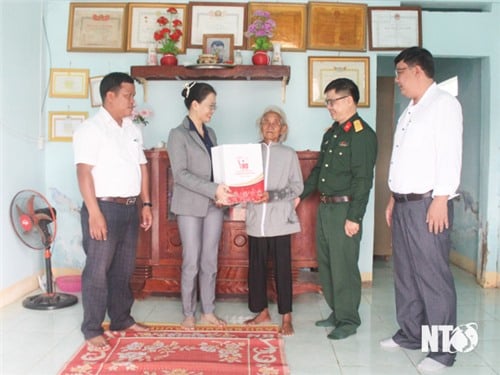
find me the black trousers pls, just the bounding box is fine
[247,235,292,315]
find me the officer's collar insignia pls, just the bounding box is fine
[353,119,364,132]
[343,121,352,132]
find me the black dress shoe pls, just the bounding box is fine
[327,326,357,340]
[315,312,337,327]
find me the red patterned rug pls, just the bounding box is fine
[59,324,289,375]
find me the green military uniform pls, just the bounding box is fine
[302,113,377,335]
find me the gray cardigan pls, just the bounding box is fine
[245,142,303,237]
[167,117,219,217]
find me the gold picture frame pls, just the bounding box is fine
[308,57,370,107]
[67,2,128,52]
[247,2,307,51]
[49,68,89,98]
[307,2,367,51]
[202,34,234,63]
[368,6,422,50]
[48,112,88,142]
[187,2,247,48]
[89,75,104,107]
[127,3,188,53]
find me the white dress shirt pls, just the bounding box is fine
[73,107,147,197]
[388,82,463,197]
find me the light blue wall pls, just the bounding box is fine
[1,0,499,292]
[1,0,46,289]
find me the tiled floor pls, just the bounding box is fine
[0,259,499,375]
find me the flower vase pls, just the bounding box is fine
[160,54,178,66]
[252,50,270,65]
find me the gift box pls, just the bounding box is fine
[212,144,264,204]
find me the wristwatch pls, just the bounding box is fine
[142,202,153,207]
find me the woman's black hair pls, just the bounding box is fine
[181,81,217,109]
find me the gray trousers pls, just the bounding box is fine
[176,203,223,317]
[391,197,457,366]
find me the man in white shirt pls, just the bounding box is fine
[73,72,153,349]
[380,47,463,372]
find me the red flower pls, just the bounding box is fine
[157,16,168,26]
[154,7,183,55]
[343,122,352,132]
[153,31,163,41]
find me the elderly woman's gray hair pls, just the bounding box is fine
[256,105,289,142]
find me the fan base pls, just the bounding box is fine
[22,292,78,310]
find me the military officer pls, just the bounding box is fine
[300,78,377,340]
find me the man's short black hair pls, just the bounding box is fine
[394,47,435,79]
[99,72,135,102]
[324,78,360,104]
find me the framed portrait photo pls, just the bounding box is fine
[307,2,367,51]
[49,68,89,98]
[247,2,307,51]
[188,2,247,48]
[368,6,422,50]
[202,34,234,63]
[127,3,188,53]
[308,56,370,107]
[67,2,128,52]
[48,111,88,142]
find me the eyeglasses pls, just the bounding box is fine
[324,96,349,107]
[395,66,412,77]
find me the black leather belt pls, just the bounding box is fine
[319,195,352,204]
[98,196,138,205]
[392,191,432,203]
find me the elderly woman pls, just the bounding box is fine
[244,106,303,335]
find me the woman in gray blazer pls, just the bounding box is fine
[167,82,232,329]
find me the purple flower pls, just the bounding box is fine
[245,10,275,39]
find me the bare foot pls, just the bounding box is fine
[244,309,272,325]
[200,313,226,327]
[127,323,149,332]
[86,335,110,350]
[181,316,196,330]
[280,313,294,336]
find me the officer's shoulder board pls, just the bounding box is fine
[353,119,364,132]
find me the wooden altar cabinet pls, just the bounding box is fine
[131,149,320,298]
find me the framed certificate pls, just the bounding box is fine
[127,3,188,53]
[187,2,247,48]
[307,2,367,51]
[49,68,89,98]
[308,57,370,107]
[48,112,88,142]
[67,3,128,52]
[247,2,307,51]
[368,7,422,50]
[89,76,104,107]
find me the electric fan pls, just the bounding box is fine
[9,189,78,310]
